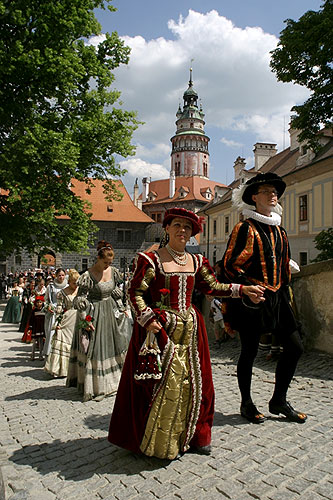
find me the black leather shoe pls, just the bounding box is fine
[269,400,307,423]
[240,402,265,424]
[190,444,211,455]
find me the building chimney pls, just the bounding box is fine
[133,178,139,207]
[289,126,301,152]
[142,177,150,203]
[253,143,277,171]
[233,156,246,180]
[169,170,176,198]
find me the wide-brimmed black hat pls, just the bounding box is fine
[242,172,286,206]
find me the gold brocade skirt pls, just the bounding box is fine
[140,309,201,460]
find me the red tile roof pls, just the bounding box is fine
[66,178,153,223]
[143,176,227,205]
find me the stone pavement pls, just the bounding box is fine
[0,301,332,500]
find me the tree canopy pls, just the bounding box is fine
[270,0,333,149]
[0,0,139,256]
[312,227,333,262]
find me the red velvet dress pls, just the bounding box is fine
[108,251,237,460]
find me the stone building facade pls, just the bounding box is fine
[3,179,153,274]
[199,127,333,266]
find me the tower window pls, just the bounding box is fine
[203,163,208,177]
[213,220,217,236]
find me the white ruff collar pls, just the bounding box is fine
[242,208,281,226]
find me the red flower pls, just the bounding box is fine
[159,288,170,296]
[85,315,93,322]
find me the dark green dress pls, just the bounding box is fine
[2,290,22,323]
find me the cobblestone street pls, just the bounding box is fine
[1,301,332,500]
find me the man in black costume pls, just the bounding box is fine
[222,172,307,424]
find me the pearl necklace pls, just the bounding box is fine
[166,244,188,266]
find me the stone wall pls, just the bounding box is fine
[292,259,333,354]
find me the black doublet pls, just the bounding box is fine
[222,218,297,336]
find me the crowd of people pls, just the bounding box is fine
[1,172,307,461]
[1,248,133,400]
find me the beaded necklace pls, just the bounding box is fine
[165,244,188,266]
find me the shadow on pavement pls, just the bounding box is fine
[6,367,54,380]
[9,345,32,352]
[209,341,333,381]
[84,414,110,432]
[8,437,172,480]
[213,411,248,427]
[5,384,82,402]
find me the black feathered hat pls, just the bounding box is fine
[242,172,286,206]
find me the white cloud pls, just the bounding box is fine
[119,158,169,182]
[88,9,310,188]
[135,142,170,160]
[220,137,243,148]
[87,34,106,47]
[113,10,308,126]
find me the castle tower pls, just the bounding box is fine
[170,68,210,179]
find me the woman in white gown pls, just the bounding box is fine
[44,269,79,377]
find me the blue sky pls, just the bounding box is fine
[93,0,323,195]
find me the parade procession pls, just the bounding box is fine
[0,0,332,499]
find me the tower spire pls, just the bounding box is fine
[189,59,194,87]
[170,68,210,179]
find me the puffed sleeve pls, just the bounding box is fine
[44,285,52,308]
[127,252,157,328]
[110,267,124,301]
[223,221,255,285]
[55,290,65,315]
[73,272,93,317]
[195,255,242,298]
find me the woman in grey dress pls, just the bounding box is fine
[66,241,132,401]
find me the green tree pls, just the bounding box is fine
[270,0,333,149]
[0,0,139,256]
[311,227,333,262]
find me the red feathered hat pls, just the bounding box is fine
[162,207,204,236]
[34,295,45,302]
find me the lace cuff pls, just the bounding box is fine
[230,283,242,298]
[136,308,156,327]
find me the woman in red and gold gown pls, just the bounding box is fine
[108,208,264,460]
